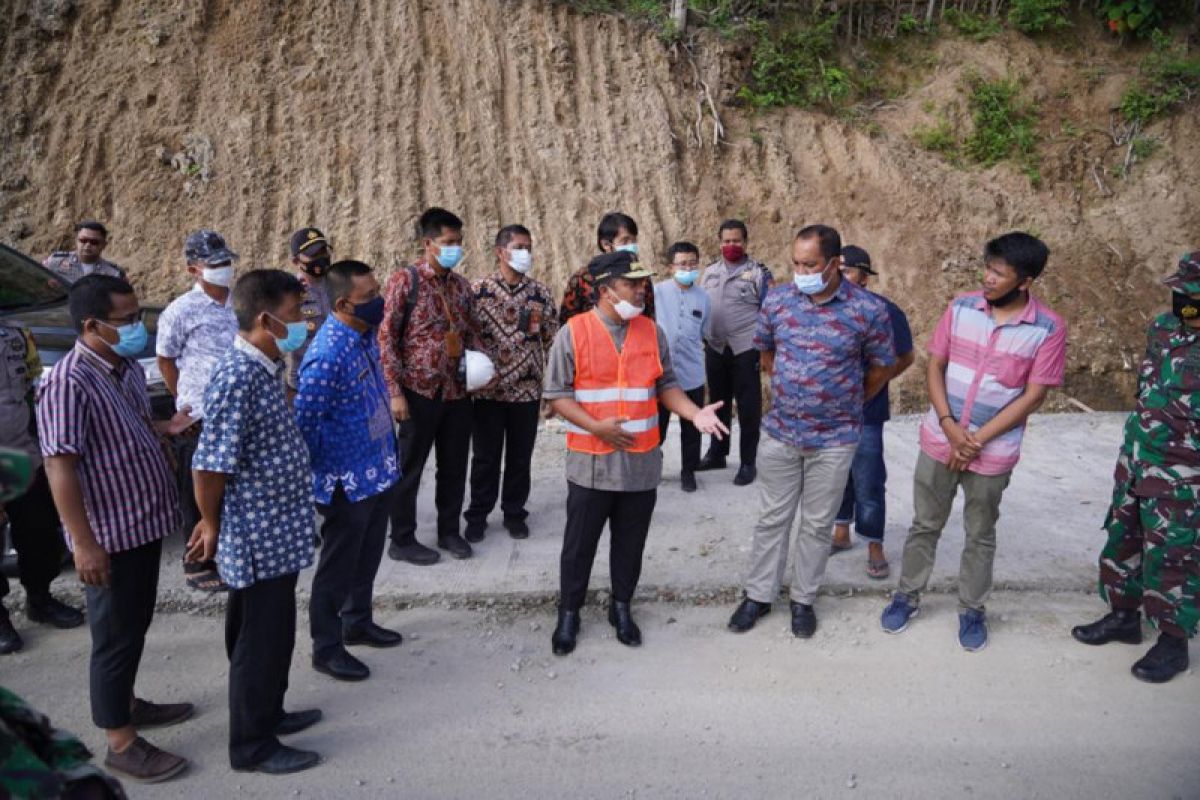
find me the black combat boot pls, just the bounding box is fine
[1071,609,1142,645]
[1131,633,1189,684]
[551,607,581,656]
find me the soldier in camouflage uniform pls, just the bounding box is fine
[42,220,125,284]
[285,227,333,394]
[1072,251,1200,684]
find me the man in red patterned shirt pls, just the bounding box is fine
[379,208,483,565]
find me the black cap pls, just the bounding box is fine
[840,245,877,275]
[289,227,329,257]
[184,229,238,265]
[587,251,656,282]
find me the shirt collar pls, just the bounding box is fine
[970,290,1041,325]
[191,283,234,308]
[493,270,527,291]
[75,340,128,375]
[234,335,283,375]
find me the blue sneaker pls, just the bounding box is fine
[958,609,988,652]
[880,593,919,634]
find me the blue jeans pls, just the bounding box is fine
[835,423,886,541]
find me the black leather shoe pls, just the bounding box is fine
[504,519,530,539]
[343,621,403,648]
[733,464,757,486]
[463,520,487,544]
[276,709,323,736]
[608,601,642,647]
[312,649,370,682]
[680,471,697,493]
[1131,634,1189,684]
[26,594,85,629]
[437,534,473,560]
[234,745,320,775]
[387,541,440,566]
[727,598,771,633]
[790,601,817,639]
[1071,609,1142,646]
[696,452,727,472]
[0,609,23,655]
[551,608,581,656]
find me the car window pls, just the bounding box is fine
[0,246,69,310]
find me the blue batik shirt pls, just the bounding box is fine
[755,279,896,450]
[294,316,400,504]
[193,336,315,589]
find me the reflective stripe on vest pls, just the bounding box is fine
[566,310,663,455]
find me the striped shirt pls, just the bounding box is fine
[36,342,179,553]
[919,291,1067,475]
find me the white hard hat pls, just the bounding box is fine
[464,349,496,392]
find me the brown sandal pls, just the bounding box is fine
[867,557,890,580]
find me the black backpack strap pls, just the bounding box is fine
[397,265,420,343]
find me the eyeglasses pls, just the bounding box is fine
[77,237,105,246]
[101,309,146,326]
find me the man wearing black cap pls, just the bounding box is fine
[43,220,126,284]
[286,227,334,395]
[543,250,727,655]
[158,229,241,593]
[829,245,914,579]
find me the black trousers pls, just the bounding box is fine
[171,429,213,572]
[657,386,705,474]
[0,467,64,601]
[227,571,298,768]
[390,388,474,546]
[559,483,657,609]
[465,399,540,526]
[311,484,395,658]
[84,539,162,729]
[704,345,761,466]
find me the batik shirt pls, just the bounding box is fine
[1117,312,1199,499]
[558,265,656,325]
[755,279,895,450]
[295,316,399,504]
[154,284,237,418]
[193,337,314,589]
[471,272,559,403]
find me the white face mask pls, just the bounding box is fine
[613,299,644,321]
[202,265,235,287]
[508,248,533,274]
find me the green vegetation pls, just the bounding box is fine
[1007,0,1071,33]
[942,9,1004,41]
[913,74,1042,186]
[1118,31,1200,125]
[737,14,852,109]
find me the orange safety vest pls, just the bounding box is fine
[565,310,663,455]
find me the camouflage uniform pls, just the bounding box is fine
[1098,254,1200,639]
[41,251,125,284]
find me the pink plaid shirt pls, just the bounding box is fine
[919,291,1067,475]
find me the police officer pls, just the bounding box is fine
[0,320,84,654]
[43,220,126,284]
[285,227,334,395]
[1072,251,1200,684]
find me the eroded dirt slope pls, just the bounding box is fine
[1,0,1197,409]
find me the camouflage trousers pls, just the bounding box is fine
[1098,453,1200,639]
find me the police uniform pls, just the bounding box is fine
[41,252,125,284]
[284,228,333,390]
[0,322,73,632]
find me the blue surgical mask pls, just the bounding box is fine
[615,243,639,255]
[793,262,833,296]
[674,269,698,287]
[353,296,386,328]
[99,320,148,358]
[436,245,464,269]
[269,314,309,353]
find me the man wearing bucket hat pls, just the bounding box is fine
[542,250,727,656]
[1072,251,1200,684]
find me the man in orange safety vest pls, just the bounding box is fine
[542,250,728,656]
